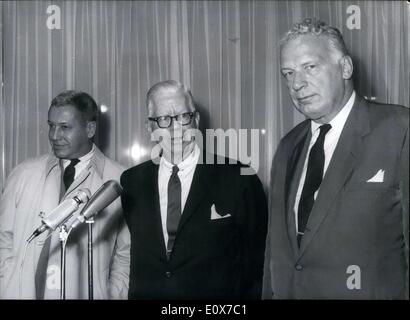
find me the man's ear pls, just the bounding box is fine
[146,119,153,134]
[87,121,97,139]
[340,55,353,80]
[194,111,200,128]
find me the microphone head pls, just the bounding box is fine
[27,188,92,242]
[80,180,122,220]
[75,188,92,203]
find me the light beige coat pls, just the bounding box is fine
[0,146,130,299]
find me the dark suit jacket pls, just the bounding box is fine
[263,96,409,299]
[121,154,268,299]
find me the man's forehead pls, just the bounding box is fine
[150,89,190,115]
[48,105,83,121]
[280,35,332,65]
[152,87,185,102]
[285,33,328,46]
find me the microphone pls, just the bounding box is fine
[68,180,122,230]
[27,189,91,243]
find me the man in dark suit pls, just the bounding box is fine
[121,80,268,299]
[262,18,409,299]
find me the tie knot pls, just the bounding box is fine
[172,165,179,175]
[319,124,332,136]
[63,159,80,191]
[68,158,80,168]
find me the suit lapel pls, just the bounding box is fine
[285,123,311,257]
[177,162,213,235]
[143,162,167,258]
[299,97,371,256]
[285,124,311,211]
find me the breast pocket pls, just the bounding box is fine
[345,181,398,192]
[340,183,401,225]
[208,202,234,226]
[209,216,233,227]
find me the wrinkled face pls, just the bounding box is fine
[147,88,199,164]
[48,105,95,159]
[280,35,352,123]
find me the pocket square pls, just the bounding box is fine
[210,204,231,220]
[366,169,385,183]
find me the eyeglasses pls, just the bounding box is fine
[148,111,196,128]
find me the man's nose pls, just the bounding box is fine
[50,127,61,140]
[292,71,307,91]
[169,118,184,139]
[171,117,183,129]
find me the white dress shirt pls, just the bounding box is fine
[61,144,95,180]
[158,144,200,246]
[294,91,356,235]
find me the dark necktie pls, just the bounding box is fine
[35,158,80,298]
[166,165,181,260]
[297,124,332,246]
[63,159,80,190]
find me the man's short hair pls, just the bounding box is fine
[50,90,99,122]
[146,80,195,112]
[280,18,349,58]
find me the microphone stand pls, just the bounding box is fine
[86,218,95,300]
[59,225,69,300]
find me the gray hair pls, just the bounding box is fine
[280,18,349,58]
[146,80,195,113]
[50,90,99,122]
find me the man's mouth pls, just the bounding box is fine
[52,144,68,149]
[297,94,316,104]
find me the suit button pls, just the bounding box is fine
[295,264,303,271]
[165,271,172,278]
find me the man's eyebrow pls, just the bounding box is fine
[47,120,68,125]
[280,67,293,73]
[149,114,169,118]
[301,60,318,66]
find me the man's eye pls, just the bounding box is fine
[283,71,293,79]
[305,64,316,71]
[180,113,191,120]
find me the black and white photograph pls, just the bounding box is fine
[0,0,408,311]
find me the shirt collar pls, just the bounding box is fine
[311,91,356,134]
[61,144,95,167]
[46,143,104,178]
[160,143,200,172]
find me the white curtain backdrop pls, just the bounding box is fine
[1,0,409,190]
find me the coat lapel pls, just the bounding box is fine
[65,170,91,198]
[298,97,371,256]
[62,146,105,199]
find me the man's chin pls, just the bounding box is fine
[296,104,325,120]
[53,150,67,159]
[161,141,195,163]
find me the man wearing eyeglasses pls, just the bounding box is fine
[120,80,268,299]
